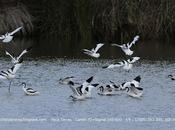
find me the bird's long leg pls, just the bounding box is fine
[8,80,12,93]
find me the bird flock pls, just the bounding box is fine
[61,35,143,101]
[0,27,39,95]
[0,29,174,100]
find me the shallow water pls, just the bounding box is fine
[0,57,175,130]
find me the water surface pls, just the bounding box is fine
[0,39,175,130]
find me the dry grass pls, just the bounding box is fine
[0,3,33,36]
[21,0,175,41]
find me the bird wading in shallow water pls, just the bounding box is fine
[125,83,143,98]
[20,82,40,96]
[0,58,23,93]
[168,75,175,80]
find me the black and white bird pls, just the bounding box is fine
[59,76,75,85]
[103,57,140,70]
[102,60,126,69]
[111,35,139,55]
[97,85,116,96]
[131,75,141,87]
[109,81,121,91]
[0,59,23,92]
[5,47,32,64]
[83,43,104,58]
[0,27,22,43]
[68,76,94,100]
[125,83,143,98]
[81,83,99,98]
[20,82,40,96]
[119,75,142,90]
[168,75,175,80]
[119,81,132,90]
[123,57,140,70]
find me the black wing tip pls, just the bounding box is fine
[102,66,108,69]
[91,83,99,87]
[134,75,141,82]
[86,76,93,83]
[137,87,143,90]
[26,46,33,51]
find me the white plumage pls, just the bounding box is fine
[103,57,140,70]
[0,27,22,43]
[21,82,40,96]
[125,83,143,98]
[111,35,139,56]
[0,59,23,92]
[5,47,32,64]
[97,85,116,96]
[68,76,94,100]
[83,43,104,58]
[59,76,75,85]
[168,75,175,80]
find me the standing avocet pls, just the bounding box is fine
[20,82,40,96]
[0,59,23,92]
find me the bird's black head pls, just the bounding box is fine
[19,82,26,87]
[121,82,126,86]
[106,85,111,88]
[130,83,135,87]
[68,81,74,86]
[168,75,173,78]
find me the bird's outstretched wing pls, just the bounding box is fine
[9,27,22,35]
[94,43,104,53]
[5,51,16,61]
[129,35,139,47]
[17,47,32,60]
[103,60,125,69]
[0,35,5,39]
[82,49,92,54]
[127,57,140,63]
[130,84,143,94]
[111,43,123,48]
[81,76,93,93]
[69,85,81,96]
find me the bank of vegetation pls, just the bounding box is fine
[1,0,175,42]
